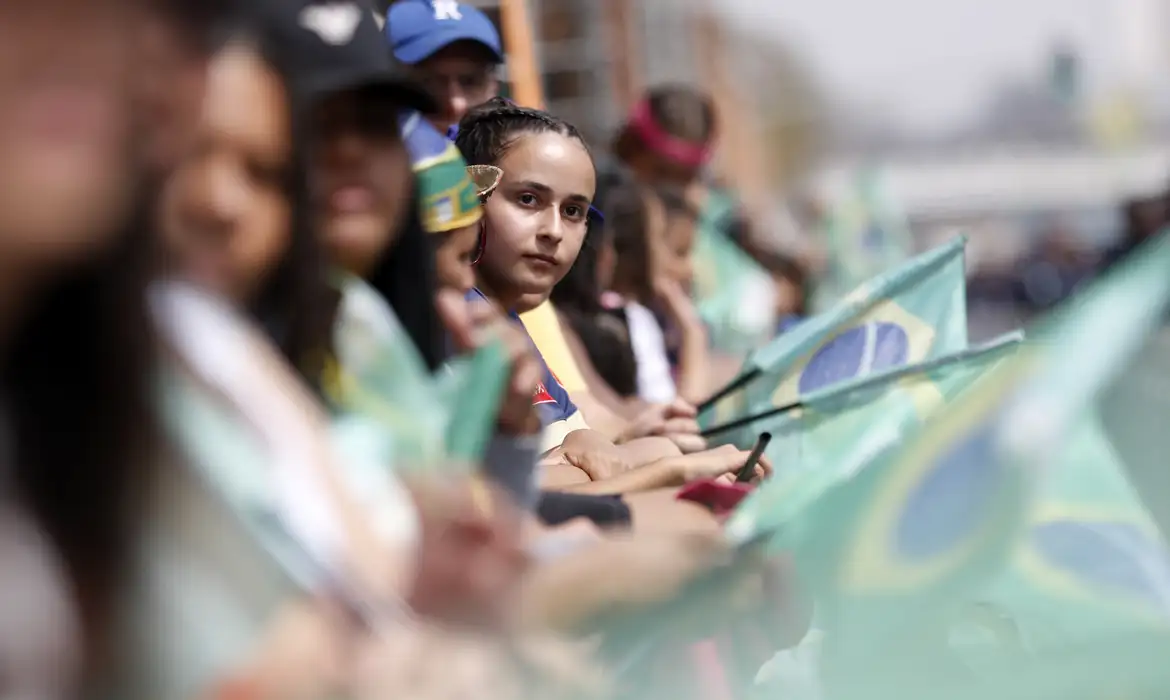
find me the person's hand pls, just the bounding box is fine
[615,399,704,448]
[519,530,734,631]
[351,623,521,700]
[560,430,632,481]
[528,517,604,561]
[217,599,349,700]
[597,531,733,608]
[435,289,542,436]
[665,444,773,484]
[403,477,531,629]
[652,276,703,329]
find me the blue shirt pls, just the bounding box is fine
[464,289,578,427]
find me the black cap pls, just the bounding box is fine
[253,0,436,113]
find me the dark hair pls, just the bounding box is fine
[217,22,337,389]
[551,189,641,398]
[653,184,700,222]
[363,192,448,372]
[455,97,591,168]
[7,0,237,667]
[644,84,717,143]
[152,0,233,52]
[606,185,655,300]
[615,84,717,161]
[550,219,638,397]
[9,180,160,668]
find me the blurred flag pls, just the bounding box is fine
[724,331,1022,551]
[329,275,511,470]
[811,167,915,312]
[798,230,1170,686]
[437,339,509,462]
[953,233,1170,660]
[1049,44,1081,107]
[328,275,447,469]
[862,629,1170,700]
[691,188,779,355]
[1088,91,1143,151]
[701,236,968,446]
[967,416,1170,658]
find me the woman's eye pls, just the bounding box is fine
[563,205,585,220]
[517,193,538,207]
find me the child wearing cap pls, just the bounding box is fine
[386,0,504,133]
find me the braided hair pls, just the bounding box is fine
[454,97,593,170]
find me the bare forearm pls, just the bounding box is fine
[556,460,681,496]
[674,322,712,404]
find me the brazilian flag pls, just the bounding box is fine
[724,331,1022,553]
[846,629,1170,700]
[949,233,1170,663]
[701,236,969,448]
[964,417,1170,660]
[327,273,448,470]
[799,231,1170,682]
[691,188,779,356]
[328,274,509,471]
[811,167,915,313]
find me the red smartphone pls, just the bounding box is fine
[676,479,754,517]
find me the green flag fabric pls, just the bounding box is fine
[812,167,915,312]
[691,188,779,355]
[702,236,969,447]
[438,338,509,462]
[327,274,447,470]
[806,231,1170,696]
[724,332,1022,553]
[968,416,1170,658]
[328,274,509,471]
[948,233,1170,664]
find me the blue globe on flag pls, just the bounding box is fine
[798,322,911,394]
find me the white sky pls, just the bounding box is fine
[718,0,1168,132]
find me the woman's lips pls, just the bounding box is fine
[522,253,558,270]
[329,185,374,213]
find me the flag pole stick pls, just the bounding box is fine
[497,0,544,108]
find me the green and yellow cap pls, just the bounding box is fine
[414,142,502,234]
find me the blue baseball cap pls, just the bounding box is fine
[386,0,504,65]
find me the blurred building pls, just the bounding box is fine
[397,0,788,220]
[454,0,712,143]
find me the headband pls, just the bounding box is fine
[628,99,712,168]
[446,122,605,223]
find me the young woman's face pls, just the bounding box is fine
[661,211,697,289]
[478,131,595,306]
[0,0,137,270]
[159,43,292,305]
[434,222,481,295]
[311,89,412,277]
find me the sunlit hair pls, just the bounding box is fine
[454,97,592,169]
[614,83,717,163]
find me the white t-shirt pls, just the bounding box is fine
[625,300,678,404]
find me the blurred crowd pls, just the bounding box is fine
[966,187,1168,315]
[0,0,821,698]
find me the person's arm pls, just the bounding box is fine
[653,280,712,404]
[671,312,711,405]
[553,459,682,495]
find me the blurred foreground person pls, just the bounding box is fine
[153,9,757,695]
[0,0,174,694]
